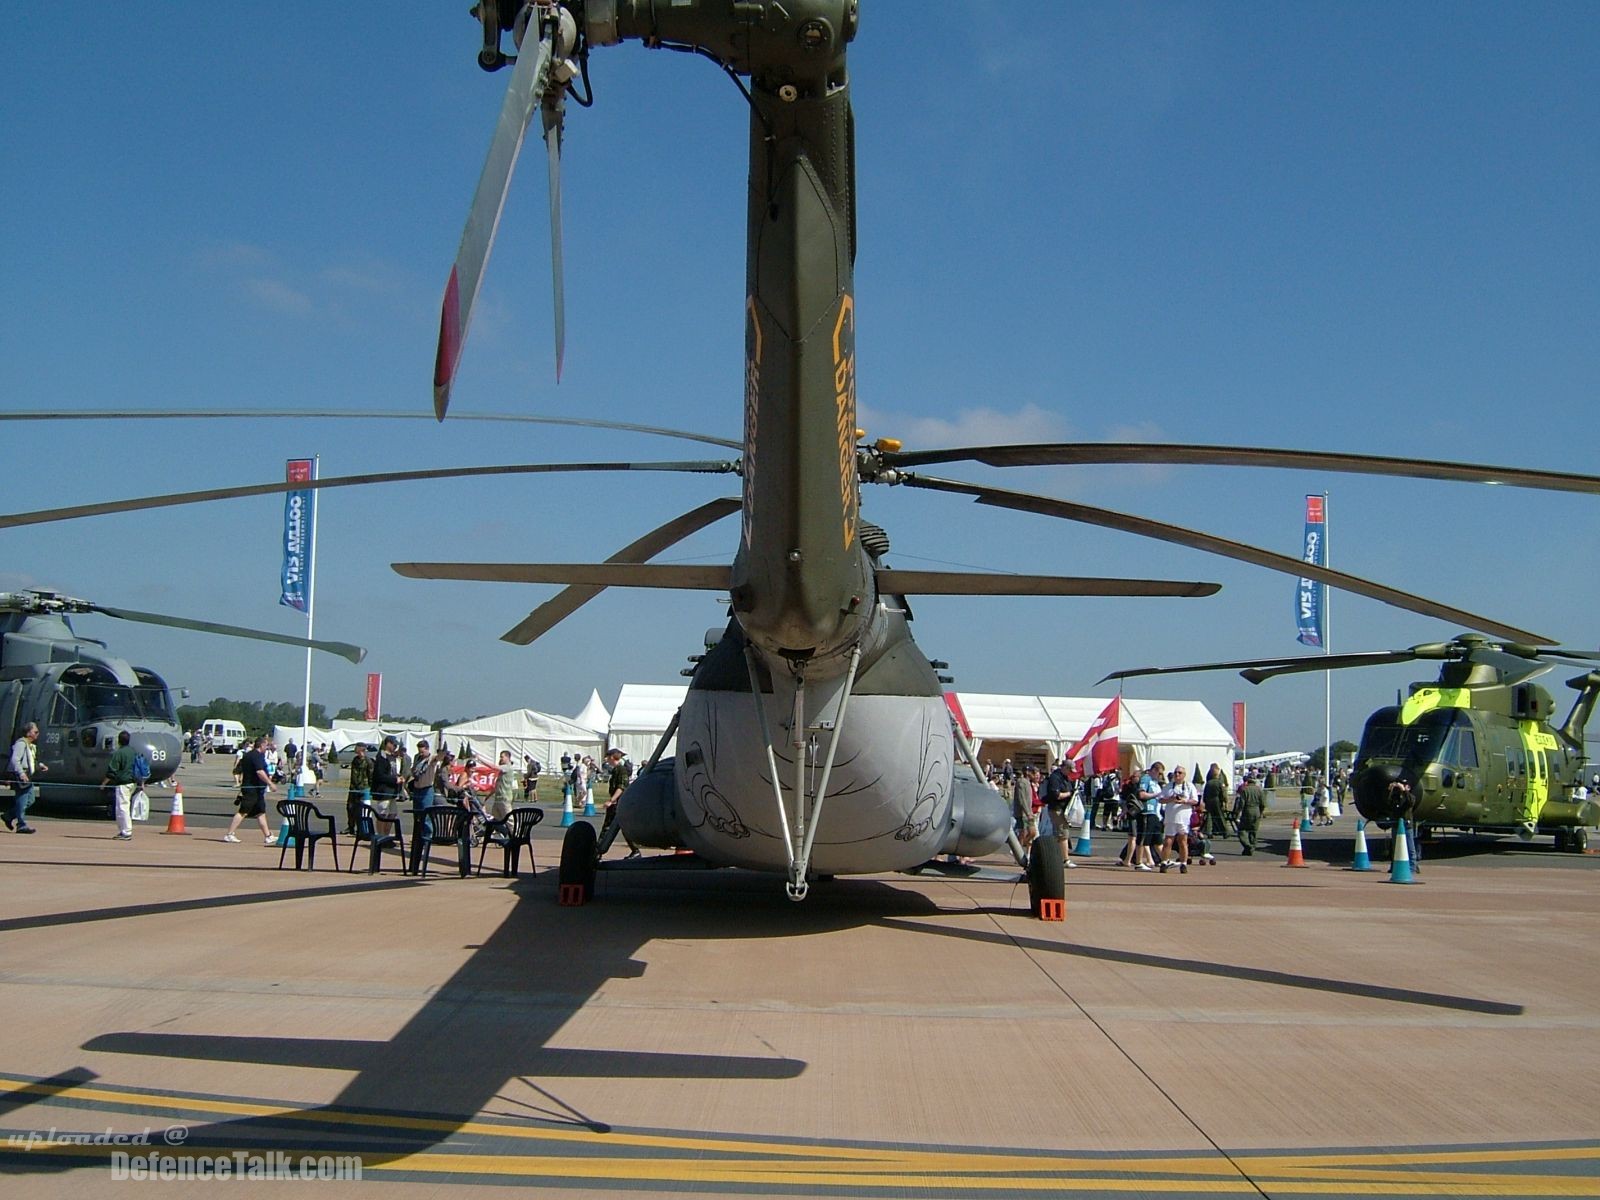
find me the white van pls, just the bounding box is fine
[201,719,248,754]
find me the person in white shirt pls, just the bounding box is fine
[1158,764,1199,874]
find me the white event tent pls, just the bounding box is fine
[572,689,612,736]
[437,709,604,769]
[954,693,1235,773]
[605,685,1234,775]
[608,684,690,762]
[327,719,435,756]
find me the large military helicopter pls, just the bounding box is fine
[0,590,364,810]
[7,1,1600,902]
[1105,634,1600,851]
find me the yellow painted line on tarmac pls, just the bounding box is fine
[13,1144,1600,1195]
[4,1075,1597,1195]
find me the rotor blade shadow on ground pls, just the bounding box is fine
[0,877,419,935]
[883,918,1524,1016]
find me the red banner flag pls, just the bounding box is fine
[1064,696,1121,773]
[364,673,381,722]
[1232,702,1247,753]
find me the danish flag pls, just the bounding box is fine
[1064,696,1121,773]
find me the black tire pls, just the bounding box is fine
[1572,827,1589,854]
[558,820,599,901]
[1027,835,1065,916]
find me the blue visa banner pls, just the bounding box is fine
[1295,494,1325,647]
[280,458,315,613]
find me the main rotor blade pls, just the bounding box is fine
[402,561,1218,600]
[434,28,557,419]
[501,497,741,645]
[901,474,1551,644]
[884,443,1600,496]
[92,605,365,665]
[544,97,565,382]
[0,410,739,451]
[877,571,1218,598]
[1103,651,1421,685]
[0,460,737,531]
[1240,652,1552,686]
[394,562,731,589]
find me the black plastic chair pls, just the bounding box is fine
[476,806,546,877]
[412,805,472,878]
[348,801,406,874]
[276,799,339,871]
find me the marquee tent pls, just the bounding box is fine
[437,709,604,769]
[1040,697,1235,774]
[572,689,612,736]
[604,685,1233,776]
[272,724,333,753]
[608,684,689,761]
[327,719,434,756]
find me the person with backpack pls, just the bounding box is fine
[1040,760,1079,870]
[101,730,139,841]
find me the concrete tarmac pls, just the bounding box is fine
[2,760,1598,1197]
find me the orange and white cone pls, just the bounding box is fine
[162,785,190,835]
[1284,820,1307,867]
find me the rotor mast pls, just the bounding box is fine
[599,0,870,669]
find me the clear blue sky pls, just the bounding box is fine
[4,3,1597,750]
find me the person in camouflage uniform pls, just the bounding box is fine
[344,742,374,834]
[1233,772,1267,856]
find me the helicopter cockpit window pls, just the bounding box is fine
[133,670,175,721]
[61,664,141,722]
[1437,728,1480,770]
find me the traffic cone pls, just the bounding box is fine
[1072,812,1093,857]
[1299,802,1313,833]
[1349,818,1372,871]
[583,788,597,818]
[559,790,575,827]
[1389,818,1415,883]
[1284,821,1308,867]
[161,785,190,835]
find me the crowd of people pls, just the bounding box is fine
[987,757,1319,869]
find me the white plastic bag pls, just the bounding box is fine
[1065,797,1086,828]
[130,788,150,822]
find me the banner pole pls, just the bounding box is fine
[1323,490,1331,801]
[300,455,320,772]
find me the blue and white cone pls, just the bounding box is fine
[1300,803,1313,833]
[583,790,597,818]
[1350,818,1373,871]
[1389,818,1415,884]
[560,790,575,827]
[1073,813,1093,857]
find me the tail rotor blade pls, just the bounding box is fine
[92,605,366,665]
[434,28,557,419]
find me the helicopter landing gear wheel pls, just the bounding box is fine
[557,820,598,905]
[1026,836,1065,917]
[1571,827,1589,854]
